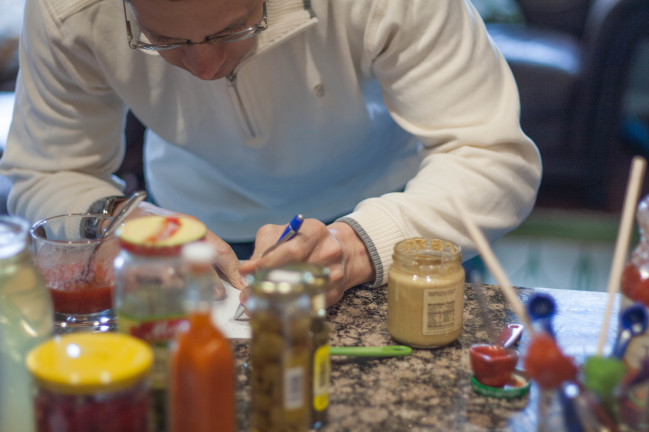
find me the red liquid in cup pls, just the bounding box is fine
[44,263,114,315]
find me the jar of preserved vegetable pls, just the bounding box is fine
[26,333,153,432]
[0,216,53,432]
[113,215,208,432]
[247,265,313,432]
[387,238,465,348]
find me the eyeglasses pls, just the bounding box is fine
[123,0,268,51]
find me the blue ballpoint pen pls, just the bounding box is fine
[233,214,304,320]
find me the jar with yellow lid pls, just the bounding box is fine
[247,265,313,432]
[26,332,153,432]
[387,238,465,348]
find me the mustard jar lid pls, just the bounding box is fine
[392,238,462,273]
[26,333,153,395]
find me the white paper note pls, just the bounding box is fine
[211,281,251,339]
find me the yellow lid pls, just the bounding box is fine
[26,333,153,395]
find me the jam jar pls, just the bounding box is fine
[26,332,153,432]
[387,238,465,347]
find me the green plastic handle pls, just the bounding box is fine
[329,345,413,357]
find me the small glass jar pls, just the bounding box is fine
[247,265,313,432]
[113,215,208,432]
[26,333,153,432]
[387,238,465,348]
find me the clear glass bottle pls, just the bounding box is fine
[0,215,53,432]
[621,194,649,367]
[113,215,208,432]
[387,238,465,347]
[247,265,313,432]
[169,242,236,432]
[619,194,649,429]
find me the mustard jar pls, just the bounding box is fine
[387,238,465,347]
[26,332,153,432]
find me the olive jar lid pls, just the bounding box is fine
[26,333,153,395]
[250,264,329,297]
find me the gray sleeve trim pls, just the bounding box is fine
[337,216,383,288]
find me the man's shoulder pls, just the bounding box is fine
[42,0,106,24]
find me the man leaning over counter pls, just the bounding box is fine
[0,0,541,305]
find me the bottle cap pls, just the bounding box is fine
[470,369,531,399]
[117,216,207,256]
[26,333,153,395]
[250,264,325,297]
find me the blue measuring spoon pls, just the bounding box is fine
[612,303,648,359]
[527,293,557,336]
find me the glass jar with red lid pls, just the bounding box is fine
[113,215,210,432]
[26,332,153,432]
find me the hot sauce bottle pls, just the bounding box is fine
[169,242,236,432]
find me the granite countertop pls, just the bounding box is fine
[231,284,619,431]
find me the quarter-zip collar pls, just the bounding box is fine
[224,0,319,140]
[249,0,318,58]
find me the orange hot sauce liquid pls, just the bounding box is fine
[170,311,236,432]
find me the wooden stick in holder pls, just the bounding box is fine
[597,155,647,356]
[450,195,535,334]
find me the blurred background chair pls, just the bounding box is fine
[486,0,649,210]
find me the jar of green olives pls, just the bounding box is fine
[248,265,313,432]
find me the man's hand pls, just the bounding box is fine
[121,201,247,291]
[238,218,376,306]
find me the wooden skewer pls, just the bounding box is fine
[450,195,535,334]
[597,155,647,356]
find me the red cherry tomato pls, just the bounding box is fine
[524,333,578,390]
[621,263,649,307]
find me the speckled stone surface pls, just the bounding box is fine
[231,285,619,431]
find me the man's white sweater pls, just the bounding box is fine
[0,0,541,285]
